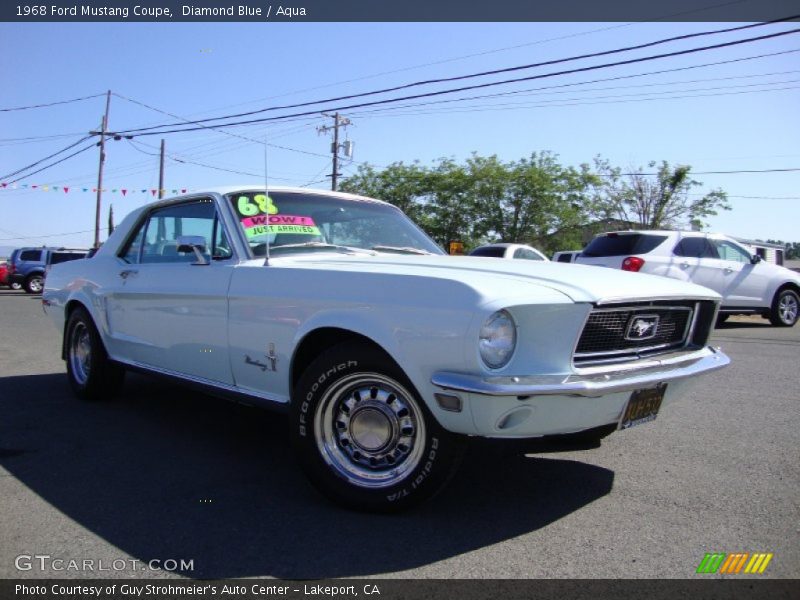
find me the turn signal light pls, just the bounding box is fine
[622,256,645,272]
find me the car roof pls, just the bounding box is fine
[598,229,734,237]
[165,185,392,206]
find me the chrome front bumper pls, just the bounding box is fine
[431,346,730,398]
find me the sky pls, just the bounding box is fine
[1,17,799,253]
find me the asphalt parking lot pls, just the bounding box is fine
[0,289,797,580]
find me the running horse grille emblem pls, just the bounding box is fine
[624,314,660,341]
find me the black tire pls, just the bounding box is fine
[290,341,465,512]
[715,313,729,327]
[23,273,44,294]
[769,288,799,327]
[65,307,125,401]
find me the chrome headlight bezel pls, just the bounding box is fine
[479,309,517,370]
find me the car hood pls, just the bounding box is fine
[245,253,721,305]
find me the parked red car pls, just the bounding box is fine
[1,256,23,290]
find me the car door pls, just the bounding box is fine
[709,238,769,306]
[106,198,236,384]
[670,235,722,292]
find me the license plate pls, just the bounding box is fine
[619,384,666,430]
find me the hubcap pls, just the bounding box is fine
[779,293,798,324]
[315,373,425,489]
[69,322,92,385]
[350,406,393,451]
[29,277,43,293]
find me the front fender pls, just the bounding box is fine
[295,303,473,392]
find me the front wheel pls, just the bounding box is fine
[65,307,125,400]
[290,342,464,512]
[769,288,799,327]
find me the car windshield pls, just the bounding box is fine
[227,191,444,257]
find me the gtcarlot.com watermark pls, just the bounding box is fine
[15,554,194,573]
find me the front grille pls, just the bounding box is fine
[575,303,695,364]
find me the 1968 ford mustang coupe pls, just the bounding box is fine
[43,187,730,511]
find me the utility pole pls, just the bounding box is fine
[158,139,165,199]
[317,112,352,191]
[92,90,111,248]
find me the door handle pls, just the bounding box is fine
[119,269,138,279]
[680,262,690,269]
[723,267,733,274]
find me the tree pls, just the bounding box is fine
[340,152,598,253]
[592,159,730,230]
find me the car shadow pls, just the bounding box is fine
[715,320,772,329]
[0,372,615,579]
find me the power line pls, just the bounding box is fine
[347,60,800,117]
[348,78,800,120]
[0,132,94,145]
[1,136,94,181]
[111,17,800,136]
[0,227,105,242]
[113,93,340,161]
[126,139,307,181]
[113,27,800,138]
[0,93,105,112]
[7,143,97,185]
[612,168,800,176]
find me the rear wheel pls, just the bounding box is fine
[769,288,799,327]
[10,281,22,290]
[290,341,464,512]
[24,274,43,294]
[65,307,125,400]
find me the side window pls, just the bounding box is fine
[121,221,146,264]
[20,250,41,261]
[120,200,231,264]
[713,240,751,263]
[673,237,715,258]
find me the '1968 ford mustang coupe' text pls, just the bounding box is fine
[43,187,730,511]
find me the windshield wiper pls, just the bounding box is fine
[371,245,432,255]
[269,242,370,254]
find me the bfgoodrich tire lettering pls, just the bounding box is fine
[290,341,464,512]
[65,307,125,401]
[769,288,799,327]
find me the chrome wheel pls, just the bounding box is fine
[69,321,92,386]
[314,373,425,489]
[778,292,798,325]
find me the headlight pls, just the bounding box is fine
[479,309,516,369]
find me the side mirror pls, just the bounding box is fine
[750,254,762,265]
[177,235,209,265]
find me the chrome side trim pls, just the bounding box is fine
[432,346,730,398]
[113,358,289,407]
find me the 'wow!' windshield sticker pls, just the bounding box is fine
[242,214,321,238]
[235,195,321,238]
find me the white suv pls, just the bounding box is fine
[576,231,800,327]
